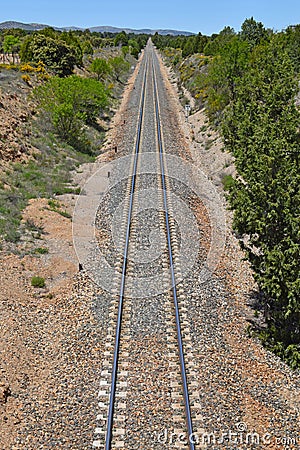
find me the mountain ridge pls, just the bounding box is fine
[0,21,194,36]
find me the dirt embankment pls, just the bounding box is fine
[0,71,36,166]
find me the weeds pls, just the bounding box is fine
[33,247,49,254]
[25,219,43,233]
[204,138,214,150]
[47,199,72,219]
[31,276,45,288]
[0,132,92,242]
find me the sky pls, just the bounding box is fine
[1,0,299,35]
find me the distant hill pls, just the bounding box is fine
[0,21,194,36]
[0,21,49,31]
[88,25,194,36]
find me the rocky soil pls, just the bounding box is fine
[0,70,36,166]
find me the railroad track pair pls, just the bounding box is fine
[92,42,204,450]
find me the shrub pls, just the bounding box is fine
[34,75,109,151]
[21,74,31,85]
[47,199,72,218]
[20,34,78,77]
[89,58,111,81]
[31,276,45,288]
[21,61,50,81]
[34,247,49,254]
[109,56,130,82]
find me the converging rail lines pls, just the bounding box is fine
[93,40,199,450]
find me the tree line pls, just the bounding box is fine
[0,27,149,152]
[156,18,300,369]
[0,27,148,70]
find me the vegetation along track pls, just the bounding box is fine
[91,40,206,449]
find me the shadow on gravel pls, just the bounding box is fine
[246,289,269,332]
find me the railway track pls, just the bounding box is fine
[92,41,205,449]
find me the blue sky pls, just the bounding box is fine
[1,0,299,35]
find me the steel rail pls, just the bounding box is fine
[104,45,196,450]
[152,51,196,450]
[104,55,148,450]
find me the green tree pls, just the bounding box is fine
[152,32,163,49]
[109,56,130,82]
[285,25,300,71]
[128,38,139,58]
[60,30,83,66]
[19,35,33,61]
[240,17,269,49]
[82,40,94,55]
[205,36,249,120]
[182,38,195,58]
[222,36,300,364]
[34,75,109,149]
[121,45,130,57]
[90,58,111,81]
[194,32,208,53]
[2,35,20,63]
[38,27,57,39]
[204,26,235,56]
[20,34,77,76]
[114,31,128,47]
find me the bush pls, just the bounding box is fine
[34,75,109,151]
[89,58,111,81]
[21,74,31,85]
[31,276,45,288]
[34,247,49,254]
[21,61,50,81]
[47,199,72,218]
[20,34,78,77]
[109,56,130,82]
[0,137,94,243]
[222,35,300,367]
